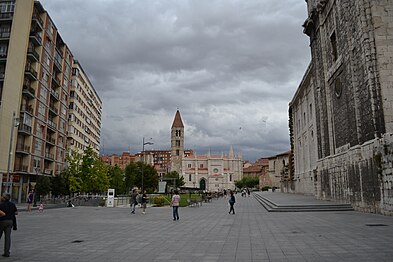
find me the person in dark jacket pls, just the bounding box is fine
[0,193,17,257]
[228,190,236,215]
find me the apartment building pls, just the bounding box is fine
[101,152,136,170]
[67,60,102,155]
[0,0,73,202]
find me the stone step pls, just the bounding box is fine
[253,192,354,212]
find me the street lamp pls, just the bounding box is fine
[6,111,20,193]
[141,137,153,193]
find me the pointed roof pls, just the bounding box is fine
[171,110,184,128]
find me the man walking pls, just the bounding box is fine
[0,193,17,257]
[130,189,138,214]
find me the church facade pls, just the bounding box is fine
[288,0,393,215]
[170,110,243,191]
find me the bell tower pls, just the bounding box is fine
[171,110,184,174]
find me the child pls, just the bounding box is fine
[38,202,44,212]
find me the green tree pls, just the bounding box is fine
[80,147,110,193]
[65,149,83,193]
[124,161,159,193]
[164,171,185,188]
[35,175,51,198]
[235,176,259,189]
[109,165,126,195]
[51,173,69,197]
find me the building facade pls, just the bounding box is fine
[181,149,243,191]
[267,152,289,190]
[68,60,102,155]
[168,110,243,191]
[289,0,393,215]
[0,0,75,202]
[287,64,318,194]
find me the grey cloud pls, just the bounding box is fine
[41,0,310,161]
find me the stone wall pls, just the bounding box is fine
[290,0,393,215]
[316,134,393,215]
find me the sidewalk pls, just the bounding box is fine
[7,192,393,261]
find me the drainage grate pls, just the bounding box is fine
[71,240,84,243]
[365,224,388,227]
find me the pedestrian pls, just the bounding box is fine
[38,202,44,212]
[228,190,235,214]
[0,193,18,257]
[130,189,138,214]
[27,191,33,212]
[247,188,250,197]
[141,191,148,214]
[171,190,180,221]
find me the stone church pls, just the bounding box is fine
[170,110,243,191]
[287,0,393,215]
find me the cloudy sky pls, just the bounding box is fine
[40,0,311,162]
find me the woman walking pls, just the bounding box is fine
[228,190,236,214]
[171,190,180,221]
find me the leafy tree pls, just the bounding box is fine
[51,173,69,197]
[65,149,83,193]
[124,161,159,193]
[35,175,51,198]
[235,176,259,189]
[108,165,126,195]
[79,147,110,193]
[164,171,185,188]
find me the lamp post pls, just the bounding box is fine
[6,111,20,193]
[141,137,153,193]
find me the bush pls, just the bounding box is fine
[152,196,167,207]
[261,186,271,191]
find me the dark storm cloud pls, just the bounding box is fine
[41,0,310,161]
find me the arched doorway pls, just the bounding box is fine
[200,179,206,190]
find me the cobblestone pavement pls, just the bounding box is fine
[3,192,393,261]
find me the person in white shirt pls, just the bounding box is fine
[171,190,180,221]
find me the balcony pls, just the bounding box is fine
[44,169,53,175]
[29,33,42,46]
[45,153,54,161]
[46,135,56,145]
[47,120,57,131]
[22,85,35,98]
[49,104,58,115]
[16,144,30,154]
[32,14,44,30]
[52,77,61,87]
[53,58,62,71]
[15,165,28,172]
[0,12,13,21]
[20,105,34,115]
[0,52,6,63]
[25,65,38,80]
[50,89,59,100]
[0,31,10,40]
[18,124,32,135]
[27,47,40,62]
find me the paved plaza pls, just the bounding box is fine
[3,192,393,261]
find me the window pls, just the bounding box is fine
[176,149,179,156]
[330,31,338,61]
[35,139,43,155]
[0,2,15,13]
[188,164,191,168]
[176,140,180,147]
[200,164,203,168]
[189,174,191,182]
[230,174,232,181]
[40,87,47,103]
